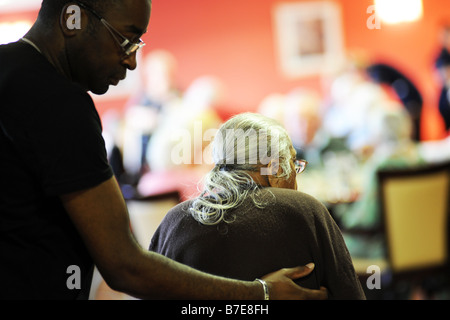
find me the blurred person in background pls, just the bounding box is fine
[120,49,181,188]
[365,63,423,141]
[434,25,450,134]
[145,75,223,172]
[137,75,224,201]
[338,105,426,259]
[257,92,286,126]
[283,88,329,167]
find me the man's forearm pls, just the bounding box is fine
[108,248,262,300]
[62,177,324,300]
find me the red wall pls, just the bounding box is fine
[2,0,449,140]
[141,0,450,140]
[145,0,324,114]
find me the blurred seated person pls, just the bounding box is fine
[257,92,286,126]
[101,110,126,180]
[366,62,423,141]
[323,54,376,142]
[149,113,366,299]
[434,30,450,133]
[258,89,335,169]
[337,105,426,259]
[137,76,224,200]
[283,88,330,168]
[295,69,379,203]
[322,58,390,162]
[121,50,181,184]
[132,49,180,111]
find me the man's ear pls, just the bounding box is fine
[60,3,87,36]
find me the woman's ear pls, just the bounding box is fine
[267,159,281,187]
[60,3,88,36]
[268,159,279,175]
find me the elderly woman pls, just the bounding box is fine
[149,113,365,299]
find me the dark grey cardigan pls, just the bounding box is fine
[149,187,365,299]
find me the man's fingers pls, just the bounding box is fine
[259,263,329,300]
[282,263,315,279]
[300,286,328,300]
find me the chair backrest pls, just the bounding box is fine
[378,161,450,274]
[126,191,181,249]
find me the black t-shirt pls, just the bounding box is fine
[0,41,113,299]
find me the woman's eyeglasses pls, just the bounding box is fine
[294,159,308,174]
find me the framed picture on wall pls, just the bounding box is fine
[273,1,344,78]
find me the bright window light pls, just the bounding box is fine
[374,0,423,24]
[0,0,41,13]
[0,21,32,45]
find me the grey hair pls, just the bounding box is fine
[189,112,293,225]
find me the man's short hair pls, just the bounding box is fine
[38,0,120,27]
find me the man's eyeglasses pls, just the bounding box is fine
[294,159,308,174]
[74,1,146,56]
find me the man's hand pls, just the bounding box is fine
[261,263,328,300]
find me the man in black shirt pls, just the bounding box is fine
[0,0,327,299]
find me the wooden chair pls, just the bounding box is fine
[352,161,450,296]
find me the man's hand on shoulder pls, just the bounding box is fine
[261,264,328,300]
